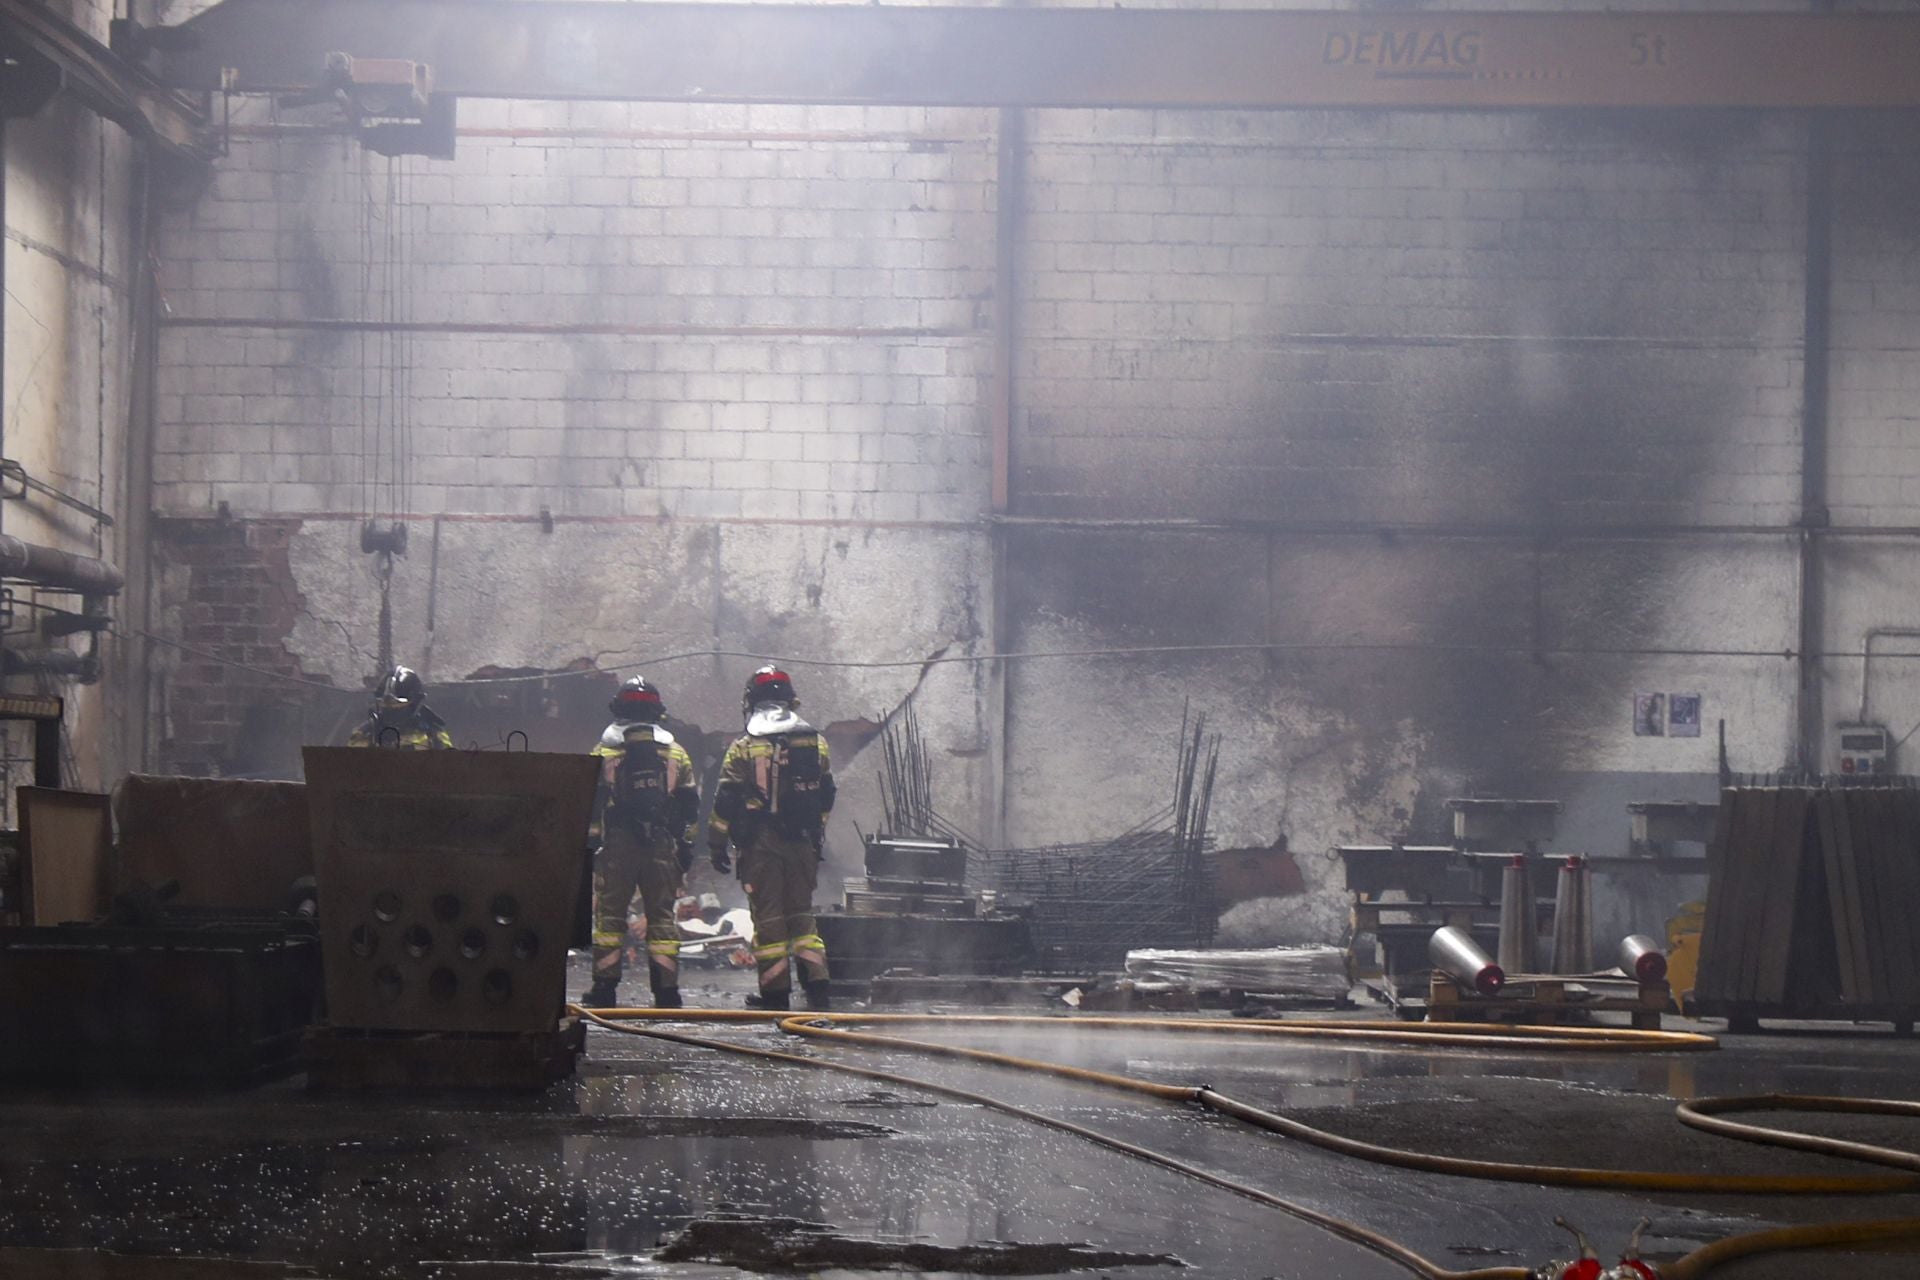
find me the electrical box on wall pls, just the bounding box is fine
[1837,723,1892,776]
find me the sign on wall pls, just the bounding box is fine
[1634,693,1666,737]
[1634,692,1702,738]
[1668,694,1702,738]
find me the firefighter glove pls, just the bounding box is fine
[677,839,696,874]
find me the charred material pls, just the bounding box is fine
[817,833,1033,981]
[656,1211,1185,1274]
[0,919,319,1084]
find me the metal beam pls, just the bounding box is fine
[155,2,1920,110]
[1,0,208,161]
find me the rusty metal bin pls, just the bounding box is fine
[0,923,320,1084]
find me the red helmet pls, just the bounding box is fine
[741,665,796,717]
[611,675,665,723]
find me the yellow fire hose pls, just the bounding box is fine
[572,1007,1920,1278]
[1675,1094,1920,1173]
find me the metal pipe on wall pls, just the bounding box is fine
[0,536,125,595]
[2,646,93,678]
[984,91,1023,848]
[1857,628,1920,724]
[1795,105,1835,773]
[122,146,160,769]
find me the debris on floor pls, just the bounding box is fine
[1122,944,1352,999]
[655,1211,1186,1273]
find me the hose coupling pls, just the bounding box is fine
[1535,1217,1664,1279]
[1602,1218,1661,1279]
[1532,1217,1603,1280]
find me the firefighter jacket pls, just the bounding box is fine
[347,709,453,750]
[591,721,699,843]
[709,713,834,849]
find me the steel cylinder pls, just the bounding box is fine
[1618,934,1668,983]
[1429,925,1505,995]
[1550,855,1593,974]
[1496,854,1535,975]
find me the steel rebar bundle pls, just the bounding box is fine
[876,701,972,846]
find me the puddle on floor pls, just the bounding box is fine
[657,1211,1184,1274]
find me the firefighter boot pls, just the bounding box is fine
[580,977,620,1008]
[650,974,683,1009]
[803,978,833,1011]
[745,990,790,1011]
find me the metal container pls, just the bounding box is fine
[863,835,968,885]
[303,747,597,1035]
[1496,854,1535,974]
[815,910,1032,981]
[0,922,318,1083]
[1429,924,1505,995]
[1444,797,1560,849]
[1618,933,1668,983]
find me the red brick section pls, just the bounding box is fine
[154,516,341,776]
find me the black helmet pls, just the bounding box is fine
[375,665,425,714]
[741,665,796,717]
[611,675,665,723]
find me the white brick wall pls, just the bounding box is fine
[155,100,996,522]
[1830,117,1920,529]
[156,91,1913,540]
[2,0,143,795]
[1013,109,1810,527]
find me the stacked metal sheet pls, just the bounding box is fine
[1695,782,1920,1018]
[1124,945,1350,998]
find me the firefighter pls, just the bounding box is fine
[347,665,453,749]
[708,666,835,1011]
[582,676,700,1009]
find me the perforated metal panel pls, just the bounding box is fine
[303,748,595,1033]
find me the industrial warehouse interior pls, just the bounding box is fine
[5,2,1920,1278]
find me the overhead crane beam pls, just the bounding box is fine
[148,1,1920,111]
[0,0,208,161]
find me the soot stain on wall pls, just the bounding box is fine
[1004,119,1779,851]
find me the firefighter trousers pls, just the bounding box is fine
[738,829,828,996]
[592,825,682,994]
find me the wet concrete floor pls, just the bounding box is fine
[2,958,1918,1278]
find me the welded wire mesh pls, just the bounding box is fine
[976,708,1220,973]
[877,698,1221,973]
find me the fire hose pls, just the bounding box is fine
[571,1007,1920,1279]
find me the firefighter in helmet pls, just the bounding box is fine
[582,676,700,1009]
[347,665,453,749]
[708,666,836,1011]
